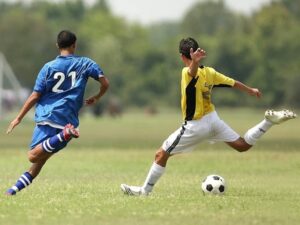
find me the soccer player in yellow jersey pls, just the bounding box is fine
[121,37,297,196]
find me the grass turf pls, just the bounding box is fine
[0,108,299,225]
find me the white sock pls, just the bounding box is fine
[142,162,165,193]
[244,119,273,145]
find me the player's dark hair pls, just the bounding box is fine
[179,37,199,60]
[57,30,77,49]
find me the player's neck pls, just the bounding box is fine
[60,47,75,56]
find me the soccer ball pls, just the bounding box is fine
[201,174,226,195]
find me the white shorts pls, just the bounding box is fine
[162,111,239,154]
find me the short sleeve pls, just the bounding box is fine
[210,67,235,86]
[86,59,104,80]
[33,65,48,93]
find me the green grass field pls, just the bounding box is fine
[0,108,300,225]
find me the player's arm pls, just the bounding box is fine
[233,80,261,98]
[188,48,206,77]
[85,76,109,106]
[6,91,41,134]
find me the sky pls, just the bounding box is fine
[2,0,273,25]
[105,0,273,24]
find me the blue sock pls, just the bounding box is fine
[7,172,33,195]
[42,132,68,153]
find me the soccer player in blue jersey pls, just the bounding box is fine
[5,30,109,195]
[121,37,296,196]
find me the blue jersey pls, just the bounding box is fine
[33,55,104,128]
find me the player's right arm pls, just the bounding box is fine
[188,48,206,77]
[6,91,41,134]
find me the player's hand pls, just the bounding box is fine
[248,88,262,98]
[190,48,206,63]
[6,118,21,134]
[85,96,99,106]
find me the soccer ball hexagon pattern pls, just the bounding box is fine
[201,174,226,195]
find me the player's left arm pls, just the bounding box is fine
[85,76,109,106]
[6,91,41,134]
[233,80,262,98]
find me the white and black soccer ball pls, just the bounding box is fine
[201,174,226,195]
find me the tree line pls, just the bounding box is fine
[0,0,299,109]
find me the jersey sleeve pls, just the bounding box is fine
[33,65,48,94]
[86,58,104,80]
[210,67,235,87]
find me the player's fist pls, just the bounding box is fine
[85,96,98,106]
[190,48,206,62]
[249,88,262,98]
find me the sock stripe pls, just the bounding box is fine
[42,140,53,153]
[19,177,28,187]
[12,186,19,192]
[57,133,63,142]
[21,174,31,185]
[46,139,55,150]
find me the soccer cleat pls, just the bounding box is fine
[265,109,297,124]
[5,188,16,196]
[120,184,149,196]
[63,123,80,140]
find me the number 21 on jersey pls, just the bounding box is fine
[52,71,76,93]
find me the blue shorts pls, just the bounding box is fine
[30,125,68,152]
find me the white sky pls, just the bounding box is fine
[105,0,272,24]
[1,0,273,24]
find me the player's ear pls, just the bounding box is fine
[56,43,59,49]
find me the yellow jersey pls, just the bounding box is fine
[181,66,235,121]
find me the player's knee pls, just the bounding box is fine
[28,152,38,163]
[235,145,251,152]
[228,138,252,152]
[234,141,252,152]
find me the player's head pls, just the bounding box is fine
[57,30,77,49]
[179,37,199,60]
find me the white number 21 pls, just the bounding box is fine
[52,71,76,93]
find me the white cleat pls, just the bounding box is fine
[265,109,297,124]
[120,184,149,196]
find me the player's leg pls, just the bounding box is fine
[5,124,79,196]
[226,109,297,151]
[243,109,296,146]
[121,120,207,196]
[28,149,52,178]
[121,148,170,196]
[5,144,53,196]
[226,137,252,152]
[141,148,170,193]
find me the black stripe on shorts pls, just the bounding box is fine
[166,122,187,154]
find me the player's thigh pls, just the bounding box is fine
[162,121,210,155]
[210,119,240,143]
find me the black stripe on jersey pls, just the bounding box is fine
[185,76,199,121]
[213,84,232,88]
[166,122,187,154]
